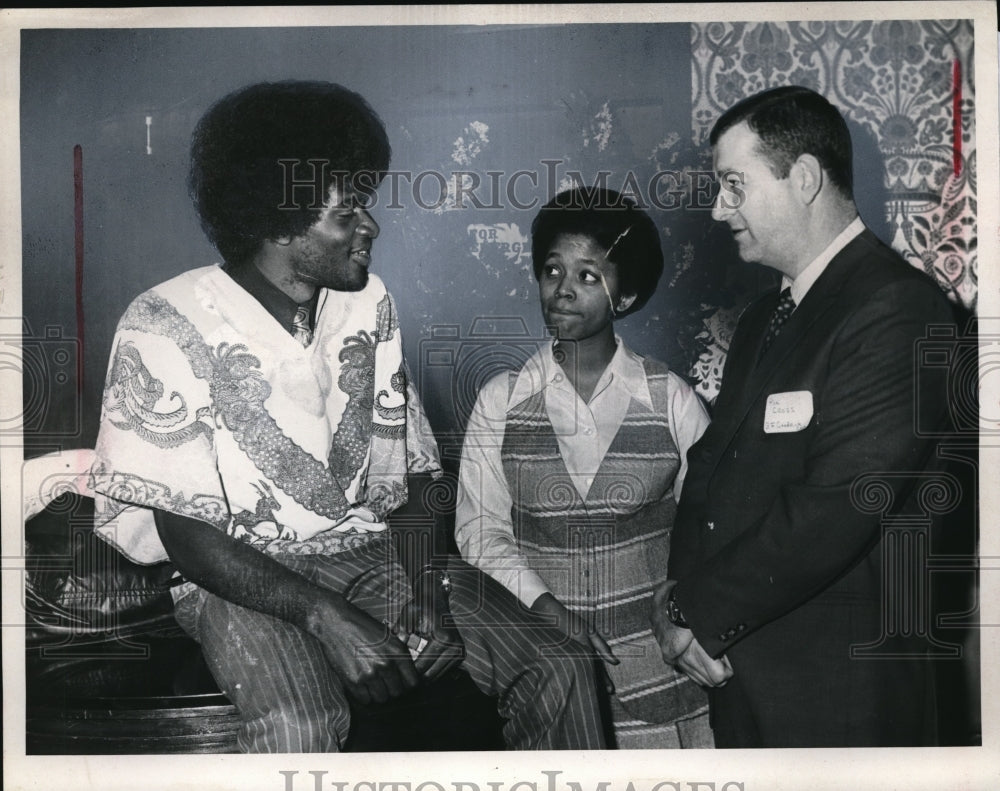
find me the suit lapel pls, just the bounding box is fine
[710,231,873,465]
[709,290,774,421]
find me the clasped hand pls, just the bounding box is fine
[392,574,465,683]
[310,577,465,706]
[308,596,421,705]
[651,581,733,688]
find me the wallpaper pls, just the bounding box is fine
[689,19,976,399]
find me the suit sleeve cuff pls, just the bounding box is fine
[681,588,748,658]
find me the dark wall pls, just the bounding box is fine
[20,24,895,454]
[21,25,712,453]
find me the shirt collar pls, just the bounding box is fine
[508,337,653,409]
[782,216,865,305]
[222,262,318,335]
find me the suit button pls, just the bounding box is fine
[719,633,729,642]
[737,623,746,632]
[726,628,737,638]
[707,521,715,530]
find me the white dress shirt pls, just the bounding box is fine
[783,216,865,306]
[455,337,711,606]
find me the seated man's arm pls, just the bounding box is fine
[154,508,418,704]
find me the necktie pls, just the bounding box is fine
[758,288,795,360]
[292,305,313,347]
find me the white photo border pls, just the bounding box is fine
[2,4,997,791]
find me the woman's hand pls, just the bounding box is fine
[530,592,619,692]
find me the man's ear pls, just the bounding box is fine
[793,154,823,205]
[617,293,637,313]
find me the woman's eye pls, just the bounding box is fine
[543,264,560,277]
[580,271,600,284]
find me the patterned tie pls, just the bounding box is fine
[758,287,795,360]
[291,305,313,348]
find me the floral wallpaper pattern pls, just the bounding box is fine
[690,19,977,399]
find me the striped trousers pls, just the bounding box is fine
[173,537,605,752]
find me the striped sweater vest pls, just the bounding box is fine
[500,356,708,724]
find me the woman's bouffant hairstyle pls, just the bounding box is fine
[530,187,664,318]
[188,80,391,265]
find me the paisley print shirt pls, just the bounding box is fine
[92,266,440,568]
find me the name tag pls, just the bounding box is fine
[764,391,813,433]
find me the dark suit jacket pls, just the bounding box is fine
[668,229,955,747]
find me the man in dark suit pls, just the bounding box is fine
[652,85,955,747]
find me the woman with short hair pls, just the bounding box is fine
[455,187,714,748]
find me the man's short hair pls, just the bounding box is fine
[189,80,391,265]
[530,187,664,318]
[710,85,854,198]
